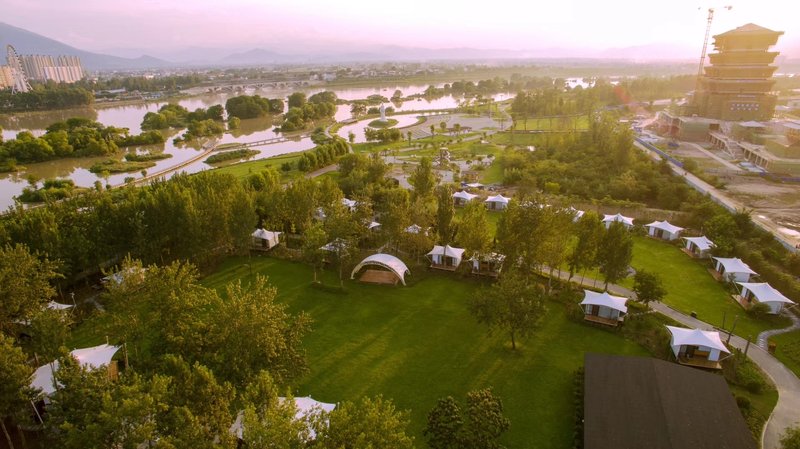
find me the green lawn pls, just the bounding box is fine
[628,236,789,339]
[212,152,306,180]
[481,160,504,184]
[512,116,589,131]
[454,207,503,235]
[202,256,648,448]
[770,330,800,377]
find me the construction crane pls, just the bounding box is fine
[695,5,733,92]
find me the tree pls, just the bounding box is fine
[632,269,666,306]
[407,131,412,146]
[347,131,355,144]
[457,201,490,257]
[430,124,436,139]
[409,157,437,200]
[288,92,307,109]
[425,397,463,449]
[28,308,72,362]
[470,270,546,349]
[303,223,328,283]
[424,389,510,449]
[704,213,736,256]
[780,425,800,449]
[314,396,413,449]
[0,335,35,449]
[598,222,633,288]
[435,185,455,244]
[350,102,366,119]
[0,244,60,336]
[567,211,603,280]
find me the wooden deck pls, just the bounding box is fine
[681,247,700,259]
[677,356,722,370]
[583,314,621,327]
[732,294,752,310]
[707,268,723,281]
[359,269,399,285]
[430,263,458,271]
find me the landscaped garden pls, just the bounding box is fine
[201,256,649,448]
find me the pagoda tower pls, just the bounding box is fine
[690,23,783,121]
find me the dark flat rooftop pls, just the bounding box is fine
[584,353,756,449]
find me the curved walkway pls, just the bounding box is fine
[549,268,800,449]
[758,311,800,349]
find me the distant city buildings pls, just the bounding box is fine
[1,44,85,91]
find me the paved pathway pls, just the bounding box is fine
[758,311,800,349]
[547,268,800,449]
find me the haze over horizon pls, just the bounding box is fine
[4,0,800,61]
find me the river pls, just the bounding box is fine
[0,83,506,210]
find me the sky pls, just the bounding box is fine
[5,0,800,57]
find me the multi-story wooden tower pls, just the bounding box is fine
[690,23,783,121]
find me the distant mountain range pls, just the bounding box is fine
[1,21,798,71]
[0,22,170,70]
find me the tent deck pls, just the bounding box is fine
[584,314,621,327]
[359,269,399,285]
[681,247,703,259]
[677,355,722,370]
[732,294,753,310]
[708,268,724,281]
[431,263,458,271]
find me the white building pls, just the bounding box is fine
[645,220,684,241]
[713,257,757,283]
[602,213,634,229]
[484,194,510,210]
[683,236,715,258]
[666,326,729,369]
[738,282,794,314]
[580,290,628,326]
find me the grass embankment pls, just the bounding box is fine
[770,330,800,377]
[367,118,398,128]
[90,159,156,174]
[512,115,590,132]
[200,257,647,449]
[125,153,172,162]
[205,149,260,164]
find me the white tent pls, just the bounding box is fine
[251,229,281,249]
[320,238,349,253]
[31,344,120,395]
[471,252,506,276]
[484,194,510,210]
[405,224,424,234]
[569,207,585,222]
[645,220,684,241]
[666,326,729,363]
[602,213,634,229]
[351,253,411,285]
[453,190,478,205]
[342,198,358,211]
[367,221,381,230]
[466,182,485,190]
[713,257,757,283]
[47,301,73,311]
[230,396,336,441]
[102,267,145,285]
[427,245,465,268]
[683,236,715,257]
[580,290,628,324]
[738,282,794,314]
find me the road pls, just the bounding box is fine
[548,268,800,449]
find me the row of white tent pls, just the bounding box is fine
[452,190,511,210]
[579,290,731,364]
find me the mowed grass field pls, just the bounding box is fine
[203,257,648,448]
[770,330,800,377]
[628,236,790,339]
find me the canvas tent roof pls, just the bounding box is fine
[485,194,510,204]
[713,257,757,275]
[321,238,349,252]
[666,326,730,354]
[569,207,585,220]
[229,396,336,440]
[405,224,424,234]
[738,283,794,305]
[31,344,120,395]
[470,252,506,263]
[368,221,381,230]
[351,254,411,285]
[47,301,73,311]
[580,290,629,313]
[342,198,358,209]
[252,229,281,240]
[427,245,466,259]
[683,236,715,251]
[466,182,484,189]
[645,220,684,234]
[602,213,634,226]
[453,190,478,201]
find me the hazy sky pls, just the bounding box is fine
[5,0,799,56]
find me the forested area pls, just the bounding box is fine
[0,85,93,112]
